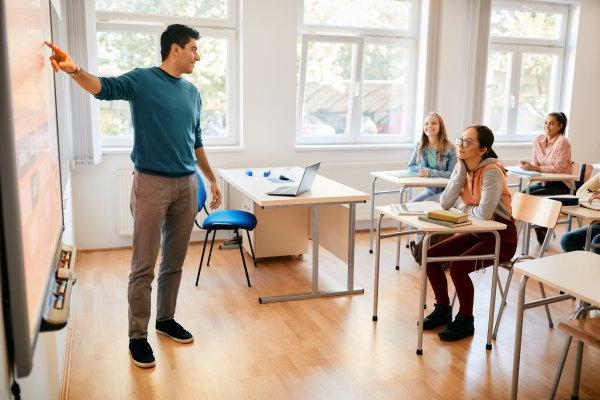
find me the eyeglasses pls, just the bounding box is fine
[455,137,474,149]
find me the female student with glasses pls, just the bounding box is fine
[419,126,518,342]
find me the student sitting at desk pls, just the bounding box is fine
[561,173,600,254]
[407,113,457,201]
[421,125,518,341]
[519,112,573,244]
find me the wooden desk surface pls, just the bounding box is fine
[506,167,578,182]
[219,167,369,208]
[376,205,507,233]
[369,170,449,187]
[515,251,600,307]
[562,205,600,220]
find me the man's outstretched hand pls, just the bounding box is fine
[45,41,79,74]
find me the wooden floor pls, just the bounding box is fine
[66,231,600,399]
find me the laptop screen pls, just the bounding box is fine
[296,162,321,195]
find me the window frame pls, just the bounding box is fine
[484,0,569,142]
[95,3,239,148]
[296,0,420,146]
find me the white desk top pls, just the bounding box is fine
[515,251,600,307]
[370,170,449,187]
[506,167,578,182]
[561,205,600,220]
[376,205,507,233]
[219,167,369,208]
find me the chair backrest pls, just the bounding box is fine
[195,172,208,213]
[511,192,562,229]
[573,162,593,192]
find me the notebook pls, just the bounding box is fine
[581,201,600,211]
[506,166,539,176]
[418,216,472,228]
[390,201,442,215]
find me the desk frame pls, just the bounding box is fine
[219,171,367,304]
[371,213,503,355]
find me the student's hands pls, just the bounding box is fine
[418,169,429,177]
[45,41,79,74]
[589,191,600,203]
[520,161,539,171]
[209,184,222,209]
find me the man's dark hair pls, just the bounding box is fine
[160,24,200,61]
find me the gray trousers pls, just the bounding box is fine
[128,171,198,339]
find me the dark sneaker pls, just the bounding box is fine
[129,338,155,368]
[419,303,452,330]
[534,227,547,246]
[156,319,194,344]
[438,314,475,342]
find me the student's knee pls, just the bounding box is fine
[560,232,579,252]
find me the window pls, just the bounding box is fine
[95,1,239,147]
[483,0,568,141]
[296,0,419,145]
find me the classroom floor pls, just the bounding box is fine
[66,229,600,399]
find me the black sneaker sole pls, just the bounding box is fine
[129,352,155,368]
[438,329,475,342]
[156,329,194,344]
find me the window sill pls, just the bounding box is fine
[295,143,414,151]
[102,145,245,155]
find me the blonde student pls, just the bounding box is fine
[407,113,457,202]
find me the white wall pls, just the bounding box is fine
[566,0,600,163]
[71,0,600,249]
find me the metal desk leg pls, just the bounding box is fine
[395,186,409,270]
[486,231,501,350]
[511,275,529,400]
[523,180,532,255]
[372,214,384,321]
[416,233,432,355]
[311,206,319,293]
[347,203,356,290]
[369,176,377,254]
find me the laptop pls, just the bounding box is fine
[267,162,321,197]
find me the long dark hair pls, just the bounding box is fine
[547,112,568,135]
[418,113,451,165]
[468,125,498,159]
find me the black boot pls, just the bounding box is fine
[438,314,475,341]
[420,304,452,330]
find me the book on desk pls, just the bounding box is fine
[418,216,472,228]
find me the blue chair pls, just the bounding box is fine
[194,172,257,287]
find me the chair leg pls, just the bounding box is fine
[235,230,252,287]
[195,229,211,286]
[206,230,217,266]
[572,340,584,399]
[539,282,554,328]
[245,230,258,268]
[550,335,573,399]
[493,267,514,339]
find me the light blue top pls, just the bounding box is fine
[94,67,203,177]
[407,143,457,178]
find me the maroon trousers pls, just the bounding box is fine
[425,216,518,317]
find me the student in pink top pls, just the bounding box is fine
[520,112,572,243]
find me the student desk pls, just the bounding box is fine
[368,170,449,261]
[506,167,578,255]
[371,205,506,355]
[219,167,369,304]
[561,205,600,251]
[510,251,600,400]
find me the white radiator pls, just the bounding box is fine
[114,170,212,236]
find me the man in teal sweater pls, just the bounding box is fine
[46,24,221,368]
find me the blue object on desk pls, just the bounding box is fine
[245,169,253,176]
[263,170,271,177]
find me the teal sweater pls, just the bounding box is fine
[95,67,203,177]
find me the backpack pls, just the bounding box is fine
[409,233,454,265]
